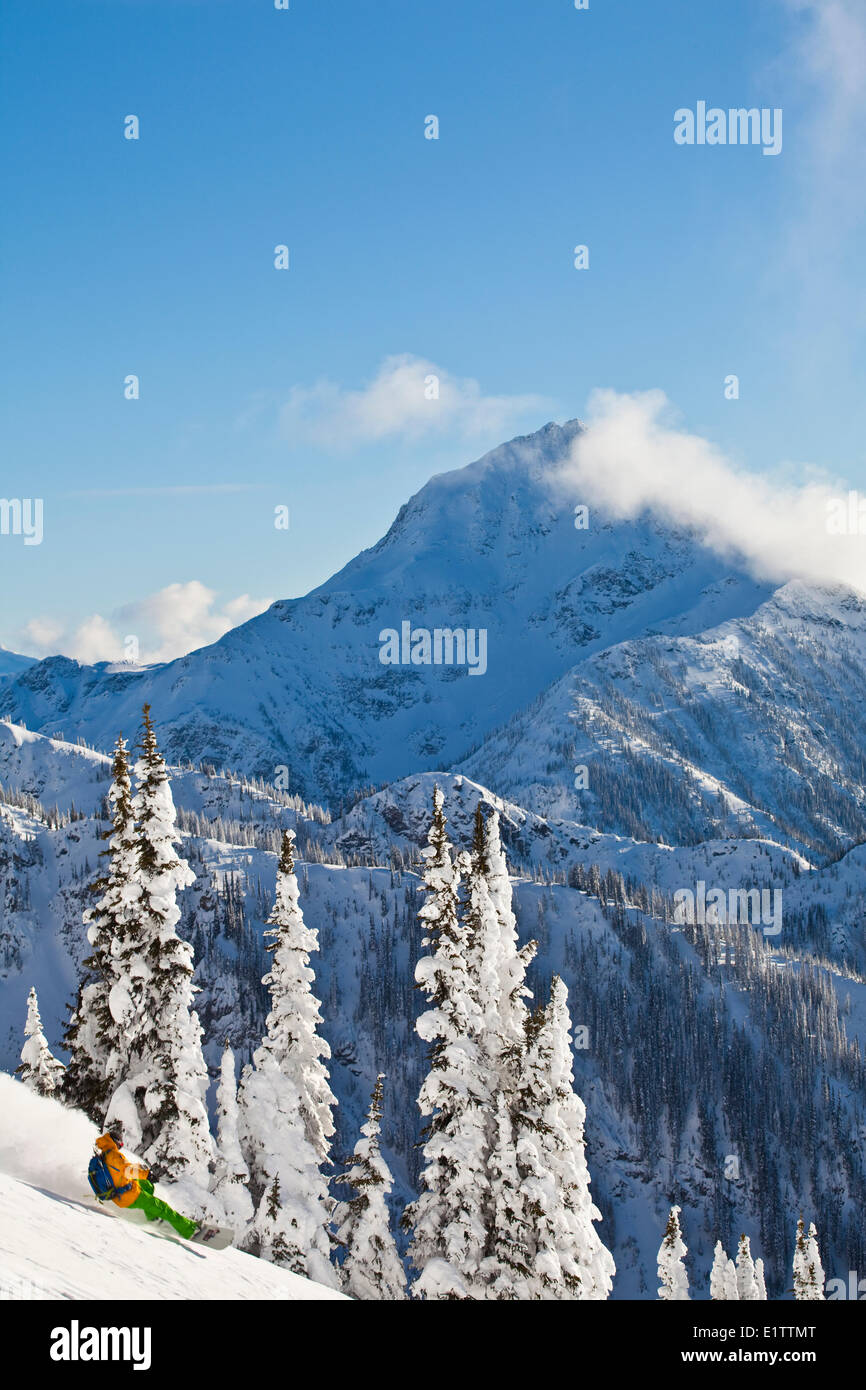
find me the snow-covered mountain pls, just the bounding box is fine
[3,421,866,1300]
[0,421,773,806]
[0,647,36,681]
[459,580,866,857]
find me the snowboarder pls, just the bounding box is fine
[90,1128,199,1241]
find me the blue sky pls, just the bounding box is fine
[1,0,864,662]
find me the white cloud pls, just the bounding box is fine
[554,388,866,593]
[779,0,866,166]
[18,582,273,666]
[773,0,866,334]
[278,353,549,449]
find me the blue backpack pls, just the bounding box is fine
[87,1152,134,1203]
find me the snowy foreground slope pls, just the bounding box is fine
[0,1077,346,1301]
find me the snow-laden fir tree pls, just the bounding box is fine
[736,1234,760,1301]
[63,735,139,1123]
[334,1074,406,1300]
[505,979,614,1300]
[212,1042,254,1231]
[237,828,339,1289]
[404,787,490,1300]
[545,977,614,1298]
[104,705,215,1215]
[792,1218,825,1301]
[710,1241,739,1300]
[657,1205,689,1300]
[483,808,535,1052]
[462,809,506,1066]
[483,1090,534,1298]
[462,803,543,1299]
[17,987,65,1096]
[256,1176,293,1267]
[755,1257,767,1301]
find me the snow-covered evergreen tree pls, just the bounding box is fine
[405,787,490,1300]
[104,706,214,1215]
[63,735,139,1123]
[334,1074,406,1300]
[463,809,505,1065]
[710,1241,739,1299]
[212,1042,254,1231]
[17,987,65,1096]
[483,808,535,1052]
[509,979,614,1300]
[710,1241,728,1299]
[792,1217,826,1300]
[255,1176,294,1267]
[736,1234,760,1301]
[237,828,338,1289]
[482,1090,534,1299]
[657,1205,689,1300]
[755,1257,768,1301]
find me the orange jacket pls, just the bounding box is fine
[94,1134,149,1207]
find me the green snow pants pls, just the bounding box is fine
[129,1180,198,1240]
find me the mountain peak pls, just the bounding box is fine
[0,420,776,801]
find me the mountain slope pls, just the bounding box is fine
[0,421,772,804]
[0,648,36,681]
[459,581,866,857]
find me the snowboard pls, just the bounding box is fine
[190,1223,234,1251]
[90,1198,233,1251]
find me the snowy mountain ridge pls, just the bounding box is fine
[0,421,777,805]
[460,578,866,856]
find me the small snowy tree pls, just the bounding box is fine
[736,1234,760,1301]
[212,1042,254,1231]
[237,828,338,1289]
[657,1205,689,1300]
[710,1241,728,1299]
[792,1217,825,1301]
[334,1075,406,1300]
[104,705,214,1215]
[755,1257,768,1301]
[63,735,139,1123]
[405,787,489,1300]
[17,987,65,1096]
[710,1241,739,1300]
[540,978,614,1298]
